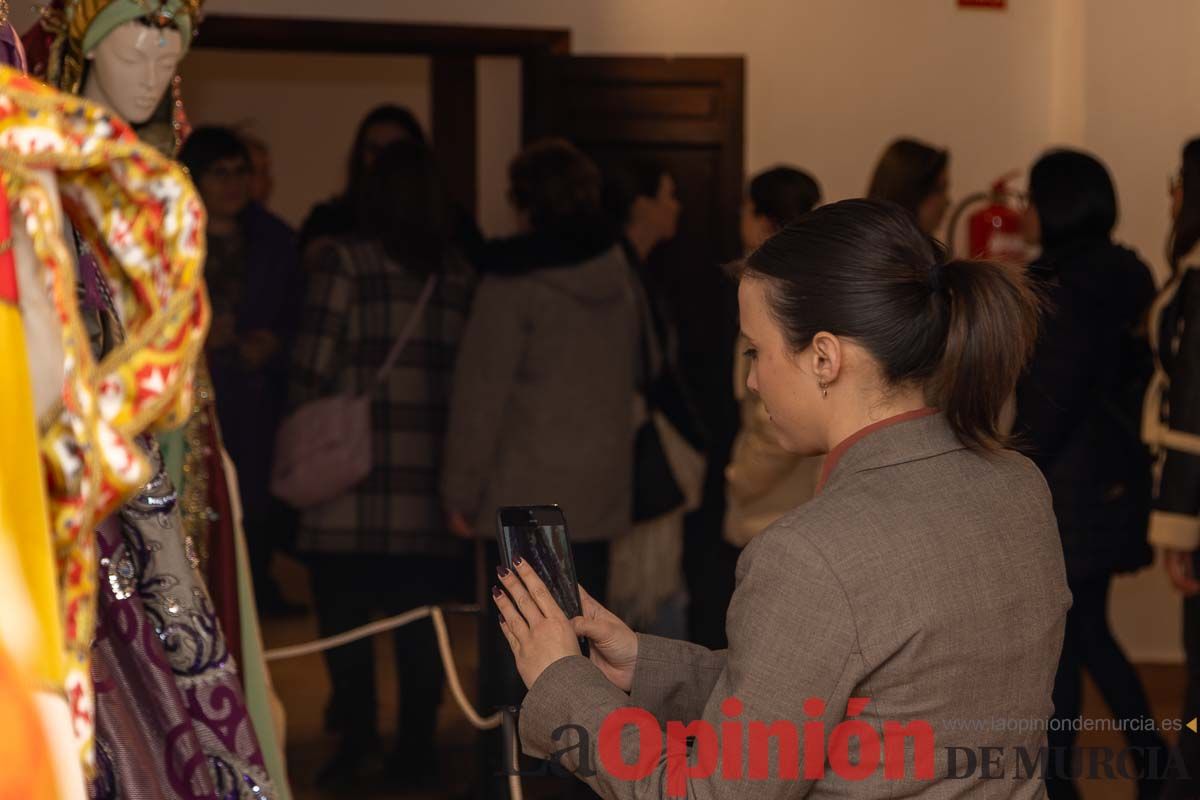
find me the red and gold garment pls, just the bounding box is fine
[0,64,209,768]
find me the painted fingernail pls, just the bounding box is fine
[513,557,524,567]
[497,565,510,578]
[492,585,503,598]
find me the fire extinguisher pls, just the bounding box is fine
[947,172,1030,264]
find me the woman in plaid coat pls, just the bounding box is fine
[288,139,473,788]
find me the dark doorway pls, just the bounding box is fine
[525,55,746,647]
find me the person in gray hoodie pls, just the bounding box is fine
[442,138,637,799]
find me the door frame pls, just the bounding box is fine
[192,15,572,213]
[194,16,570,56]
[523,55,745,261]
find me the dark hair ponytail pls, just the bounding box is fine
[743,199,1039,450]
[931,258,1039,449]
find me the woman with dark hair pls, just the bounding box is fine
[604,157,682,265]
[1146,136,1200,800]
[726,166,823,549]
[443,137,637,798]
[300,104,483,268]
[289,138,473,788]
[868,137,951,235]
[602,157,706,640]
[489,199,1070,799]
[1014,148,1164,799]
[297,104,427,252]
[740,165,822,251]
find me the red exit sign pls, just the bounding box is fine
[959,0,1006,7]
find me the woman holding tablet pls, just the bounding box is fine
[493,199,1070,799]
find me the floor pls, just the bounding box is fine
[261,554,1191,800]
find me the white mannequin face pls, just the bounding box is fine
[82,21,184,124]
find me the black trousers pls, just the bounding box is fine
[308,553,471,756]
[1046,573,1167,799]
[477,540,610,799]
[1165,577,1200,799]
[246,503,297,604]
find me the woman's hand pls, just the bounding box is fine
[494,559,582,689]
[1165,549,1200,596]
[573,585,638,693]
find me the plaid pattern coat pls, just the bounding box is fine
[288,237,473,556]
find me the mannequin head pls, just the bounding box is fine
[81,20,183,124]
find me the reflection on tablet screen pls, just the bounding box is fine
[502,524,582,619]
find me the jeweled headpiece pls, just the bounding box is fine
[26,0,203,92]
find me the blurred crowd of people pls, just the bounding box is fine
[192,104,1200,799]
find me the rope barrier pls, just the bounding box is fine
[263,604,524,798]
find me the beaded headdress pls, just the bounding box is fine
[27,0,203,93]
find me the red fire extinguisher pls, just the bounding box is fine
[949,172,1029,264]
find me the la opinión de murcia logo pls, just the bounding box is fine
[600,697,933,796]
[500,697,1192,795]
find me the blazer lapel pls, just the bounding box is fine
[818,411,966,494]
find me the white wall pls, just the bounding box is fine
[178,50,430,228]
[476,57,521,238]
[1082,0,1200,280]
[205,0,1060,223]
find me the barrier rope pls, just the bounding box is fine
[264,604,525,798]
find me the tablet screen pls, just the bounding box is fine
[497,519,584,620]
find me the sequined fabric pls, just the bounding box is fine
[91,440,273,799]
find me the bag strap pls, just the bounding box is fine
[631,269,661,412]
[370,273,438,392]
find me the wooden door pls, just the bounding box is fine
[524,55,745,647]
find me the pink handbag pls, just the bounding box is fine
[270,272,437,509]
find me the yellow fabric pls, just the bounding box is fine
[0,433,59,799]
[0,291,64,689]
[0,643,57,800]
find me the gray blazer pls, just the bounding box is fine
[442,245,638,542]
[520,412,1071,798]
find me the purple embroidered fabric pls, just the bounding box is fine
[90,443,274,799]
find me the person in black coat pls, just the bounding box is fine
[1014,149,1166,800]
[1148,135,1200,800]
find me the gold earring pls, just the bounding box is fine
[818,380,829,399]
